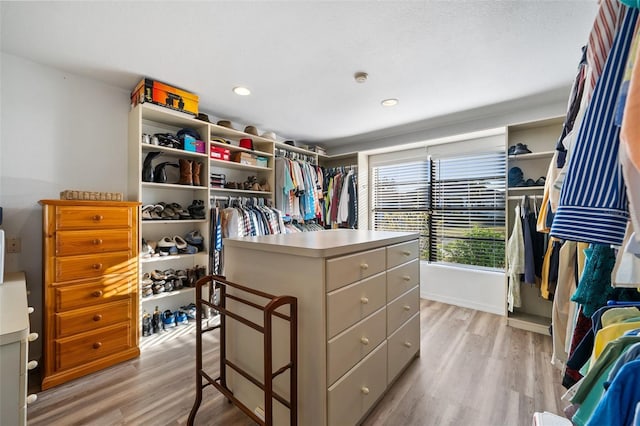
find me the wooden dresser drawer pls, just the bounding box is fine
[386,239,419,269]
[327,272,386,339]
[328,340,387,426]
[55,323,132,371]
[387,312,420,384]
[386,258,420,302]
[327,307,386,386]
[326,247,386,292]
[55,276,133,312]
[55,252,134,282]
[55,230,132,256]
[56,299,132,338]
[55,206,132,230]
[387,286,420,335]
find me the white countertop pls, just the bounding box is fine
[0,271,29,345]
[223,229,419,258]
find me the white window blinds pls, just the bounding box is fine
[371,160,430,258]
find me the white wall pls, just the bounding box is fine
[0,53,130,360]
[420,262,506,316]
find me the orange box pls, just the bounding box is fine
[131,78,199,115]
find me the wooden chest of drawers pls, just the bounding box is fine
[40,200,140,390]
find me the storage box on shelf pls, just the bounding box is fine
[209,123,275,201]
[128,103,211,341]
[505,116,563,335]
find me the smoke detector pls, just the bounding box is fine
[354,72,368,83]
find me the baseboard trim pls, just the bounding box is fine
[420,291,505,316]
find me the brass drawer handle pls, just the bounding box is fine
[402,275,411,281]
[92,263,103,270]
[404,341,412,348]
[92,290,103,298]
[360,386,370,395]
[93,314,103,322]
[92,239,103,245]
[93,342,102,350]
[360,263,369,270]
[92,215,104,221]
[403,305,411,311]
[402,250,411,256]
[360,337,369,345]
[360,297,369,305]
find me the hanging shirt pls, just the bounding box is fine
[507,204,525,311]
[551,7,638,246]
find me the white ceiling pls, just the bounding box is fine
[0,1,598,149]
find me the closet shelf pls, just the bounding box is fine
[140,253,204,264]
[140,286,195,302]
[209,158,272,172]
[274,141,318,156]
[508,186,544,193]
[508,150,555,160]
[209,140,272,158]
[141,144,209,159]
[140,103,200,128]
[210,187,272,196]
[209,125,276,145]
[142,182,209,191]
[507,312,551,335]
[141,219,207,225]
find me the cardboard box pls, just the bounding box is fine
[210,146,230,161]
[231,152,257,166]
[131,78,199,115]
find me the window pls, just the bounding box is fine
[371,160,430,258]
[370,133,506,270]
[431,151,506,269]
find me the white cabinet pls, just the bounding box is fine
[505,116,564,334]
[222,229,420,426]
[0,272,37,426]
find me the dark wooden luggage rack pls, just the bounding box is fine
[187,275,298,426]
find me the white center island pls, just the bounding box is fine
[222,229,421,426]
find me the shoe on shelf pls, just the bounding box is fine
[182,303,197,320]
[175,310,189,325]
[162,310,176,328]
[185,230,204,250]
[157,236,177,255]
[535,176,546,186]
[174,235,188,252]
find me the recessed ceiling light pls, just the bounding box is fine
[233,86,251,96]
[354,72,368,83]
[381,98,399,107]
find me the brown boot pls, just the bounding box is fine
[179,159,192,185]
[192,161,202,186]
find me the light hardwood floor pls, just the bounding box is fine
[28,300,566,425]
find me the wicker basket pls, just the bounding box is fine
[60,190,123,201]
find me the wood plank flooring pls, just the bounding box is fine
[28,300,567,426]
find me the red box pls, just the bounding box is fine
[210,146,230,161]
[131,78,199,115]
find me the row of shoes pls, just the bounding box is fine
[224,176,270,192]
[142,303,199,336]
[141,265,207,297]
[509,166,546,187]
[143,152,204,186]
[141,231,204,258]
[141,200,205,220]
